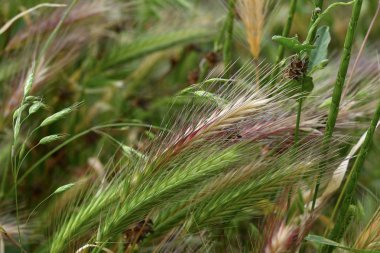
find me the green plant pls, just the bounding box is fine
[1,0,380,252]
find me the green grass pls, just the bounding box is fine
[0,0,380,252]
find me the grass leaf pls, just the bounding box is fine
[305,235,380,253]
[272,35,315,53]
[40,103,81,127]
[308,26,331,72]
[29,101,46,115]
[53,183,75,194]
[39,134,66,145]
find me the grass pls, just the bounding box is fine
[311,0,363,210]
[0,0,380,252]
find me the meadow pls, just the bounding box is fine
[0,0,380,252]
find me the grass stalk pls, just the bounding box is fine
[294,88,304,146]
[8,1,78,246]
[323,99,380,251]
[295,1,354,172]
[293,0,326,146]
[311,0,363,210]
[275,0,298,63]
[305,1,354,44]
[295,1,356,147]
[322,205,357,253]
[270,0,298,83]
[8,123,163,193]
[308,0,325,42]
[0,3,66,35]
[223,0,236,76]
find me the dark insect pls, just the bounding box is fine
[124,219,154,247]
[285,56,309,80]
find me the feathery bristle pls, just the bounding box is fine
[237,0,270,59]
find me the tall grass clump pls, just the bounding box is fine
[0,0,380,252]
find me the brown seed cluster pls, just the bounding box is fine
[285,56,309,80]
